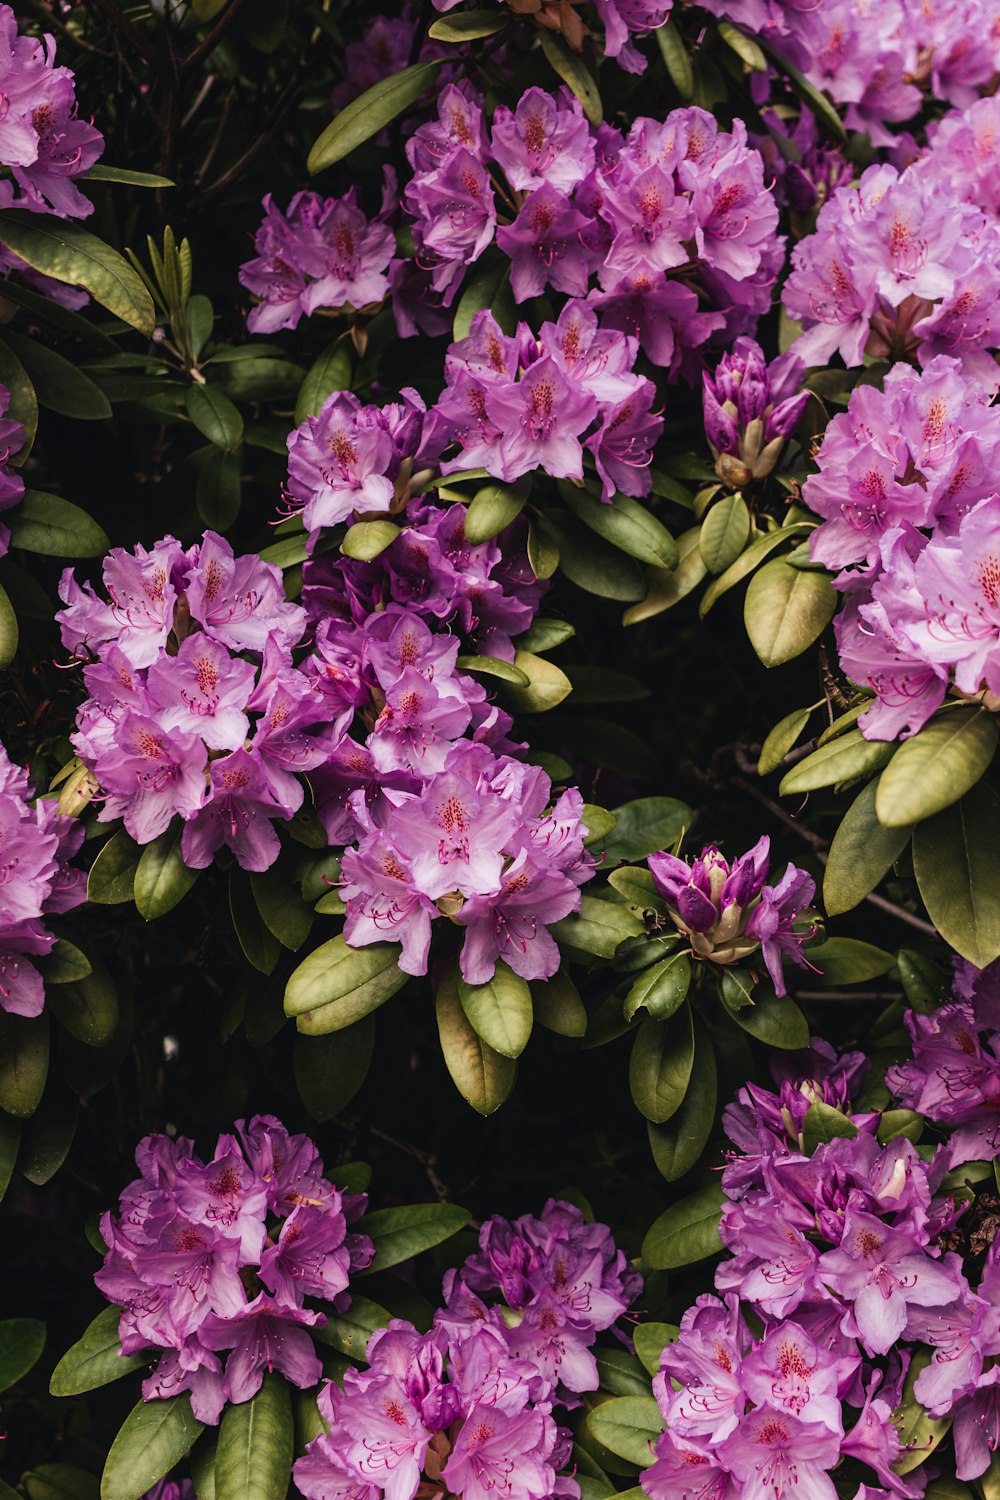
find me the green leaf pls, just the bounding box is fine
[23,1465,99,1500]
[294,341,352,425]
[427,9,509,39]
[923,1483,975,1500]
[595,1346,651,1398]
[0,580,17,668]
[501,650,572,713]
[566,668,648,705]
[0,336,37,460]
[134,825,200,920]
[581,1398,662,1469]
[633,1323,679,1376]
[308,61,443,173]
[805,937,895,986]
[436,968,516,1115]
[647,1022,717,1180]
[527,517,560,580]
[39,940,91,986]
[641,1181,724,1269]
[607,866,666,914]
[896,949,945,1013]
[722,983,810,1049]
[0,1012,48,1118]
[531,972,587,1037]
[215,1373,293,1500]
[601,797,691,863]
[458,962,533,1059]
[892,1349,953,1476]
[185,384,243,451]
[49,958,118,1046]
[875,708,998,827]
[190,1436,217,1500]
[101,1396,204,1500]
[465,480,530,544]
[452,258,513,342]
[9,490,109,558]
[209,358,303,402]
[876,1110,924,1145]
[284,935,408,1034]
[0,1115,22,1201]
[0,1317,45,1393]
[623,528,706,623]
[19,1086,76,1185]
[698,523,811,617]
[50,1307,146,1397]
[717,20,767,68]
[563,719,660,783]
[823,777,914,915]
[362,1203,472,1273]
[559,485,678,570]
[624,953,691,1023]
[314,1295,390,1361]
[229,871,281,976]
[548,513,646,601]
[700,494,750,573]
[341,521,399,562]
[744,557,836,667]
[82,165,175,187]
[251,864,313,951]
[538,29,602,125]
[629,1006,695,1123]
[757,38,847,143]
[778,729,895,796]
[1,331,111,421]
[757,705,815,776]
[582,805,617,846]
[801,1100,859,1153]
[913,782,1000,968]
[551,895,646,958]
[455,654,530,687]
[656,19,694,97]
[0,210,155,334]
[293,1017,375,1123]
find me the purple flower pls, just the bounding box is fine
[702,339,808,487]
[457,850,580,986]
[490,89,595,194]
[180,748,288,873]
[718,1405,841,1500]
[496,185,594,303]
[93,712,207,845]
[744,866,817,998]
[482,358,597,483]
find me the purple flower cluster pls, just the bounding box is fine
[95,1117,373,1425]
[0,3,104,219]
[0,740,85,1018]
[441,1198,642,1403]
[702,337,809,487]
[782,142,1000,375]
[240,188,396,334]
[647,836,816,995]
[303,598,591,984]
[804,356,1000,739]
[888,957,1000,1169]
[295,1200,639,1500]
[57,531,327,870]
[398,84,780,378]
[644,1038,1000,1499]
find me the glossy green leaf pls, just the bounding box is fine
[459,962,533,1059]
[875,708,998,827]
[516,617,574,653]
[0,1114,20,1201]
[308,62,443,173]
[216,1373,293,1500]
[50,1306,147,1397]
[548,513,646,601]
[913,782,1000,968]
[294,341,351,424]
[314,1294,391,1361]
[0,1317,45,1393]
[101,1396,204,1500]
[285,936,408,1033]
[744,557,836,667]
[656,19,694,97]
[757,705,815,777]
[10,491,109,559]
[82,165,175,187]
[624,953,691,1023]
[876,1110,924,1144]
[0,333,38,460]
[647,1022,717,1180]
[892,1349,952,1476]
[551,896,646,958]
[0,580,17,668]
[595,1346,651,1398]
[293,1016,375,1124]
[722,983,810,1049]
[582,1397,662,1468]
[436,968,517,1115]
[501,650,572,713]
[633,1323,679,1376]
[186,383,243,450]
[427,10,509,39]
[362,1202,471,1273]
[623,528,706,623]
[805,937,895,986]
[527,517,560,580]
[23,1465,99,1500]
[195,449,241,531]
[717,20,767,69]
[229,871,281,976]
[582,805,617,846]
[341,520,400,562]
[778,729,895,795]
[0,1012,48,1118]
[135,825,200,920]
[0,210,155,334]
[698,523,811,617]
[210,358,303,402]
[2,331,111,420]
[452,259,513,342]
[607,867,666,914]
[531,972,587,1037]
[629,1006,695,1123]
[896,949,946,1013]
[465,480,530,544]
[538,29,602,124]
[560,485,678,570]
[824,778,913,915]
[49,959,118,1046]
[601,798,691,863]
[642,1182,724,1269]
[700,494,750,573]
[455,655,530,687]
[801,1100,859,1153]
[251,864,313,951]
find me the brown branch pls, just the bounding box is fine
[180,0,254,73]
[197,65,306,203]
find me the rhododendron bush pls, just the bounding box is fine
[2,3,1000,1500]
